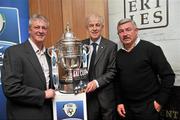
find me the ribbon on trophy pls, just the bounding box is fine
[82,46,88,68]
[50,46,59,90]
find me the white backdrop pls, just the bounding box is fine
[108,0,180,86]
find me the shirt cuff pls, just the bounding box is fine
[94,80,99,88]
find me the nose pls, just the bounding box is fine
[119,31,127,37]
[38,28,43,33]
[92,25,97,30]
[39,27,47,33]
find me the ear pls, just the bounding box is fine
[135,28,139,32]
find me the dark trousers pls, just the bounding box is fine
[87,92,117,120]
[120,99,160,120]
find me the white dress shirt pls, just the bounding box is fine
[88,37,101,87]
[29,38,50,89]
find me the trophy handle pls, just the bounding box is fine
[82,44,90,55]
[81,44,90,68]
[47,46,57,58]
[47,46,60,64]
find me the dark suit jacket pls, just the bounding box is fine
[82,37,117,108]
[1,41,53,120]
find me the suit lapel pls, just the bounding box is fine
[94,39,105,65]
[83,38,106,66]
[23,41,46,84]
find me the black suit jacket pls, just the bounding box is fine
[1,40,53,120]
[82,37,117,108]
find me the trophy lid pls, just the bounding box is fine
[55,23,81,47]
[61,23,79,42]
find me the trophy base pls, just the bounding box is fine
[59,76,73,94]
[59,79,87,94]
[59,82,74,94]
[59,68,88,94]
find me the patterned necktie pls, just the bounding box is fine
[88,42,97,81]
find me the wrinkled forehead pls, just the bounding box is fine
[88,16,100,24]
[30,19,48,27]
[118,21,137,29]
[86,14,104,25]
[29,17,49,27]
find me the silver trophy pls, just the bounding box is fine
[48,24,89,94]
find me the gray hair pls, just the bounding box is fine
[29,14,49,28]
[117,18,137,28]
[85,13,104,27]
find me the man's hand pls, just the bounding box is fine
[45,89,55,99]
[85,80,97,93]
[117,104,126,118]
[154,101,161,112]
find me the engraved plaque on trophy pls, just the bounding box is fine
[48,24,89,94]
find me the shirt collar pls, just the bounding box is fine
[90,36,101,45]
[121,37,140,51]
[28,38,46,54]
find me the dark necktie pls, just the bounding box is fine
[88,43,97,81]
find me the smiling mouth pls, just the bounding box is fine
[92,31,98,34]
[123,38,130,41]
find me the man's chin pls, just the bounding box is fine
[122,39,128,42]
[91,35,100,40]
[37,37,45,41]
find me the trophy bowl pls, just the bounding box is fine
[58,40,82,81]
[59,41,82,70]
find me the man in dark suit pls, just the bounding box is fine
[82,13,117,120]
[1,14,55,120]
